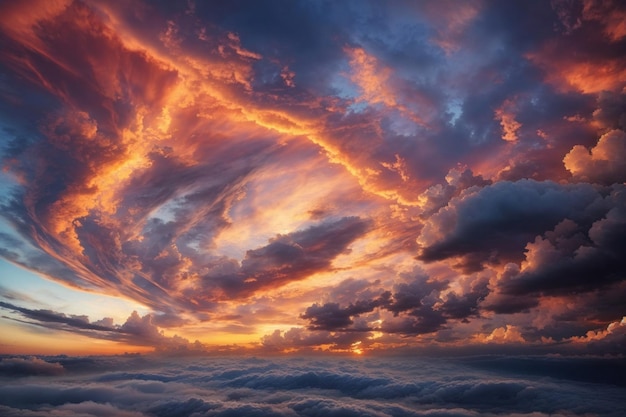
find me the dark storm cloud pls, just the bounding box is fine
[594,91,626,130]
[480,293,539,315]
[439,280,489,320]
[366,179,626,328]
[0,355,625,416]
[483,184,626,314]
[417,180,610,271]
[386,273,447,316]
[503,205,626,295]
[380,307,447,336]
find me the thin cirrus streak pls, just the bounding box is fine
[0,0,624,362]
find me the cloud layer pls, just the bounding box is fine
[0,355,625,417]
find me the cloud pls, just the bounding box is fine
[582,0,626,42]
[474,325,526,344]
[301,294,390,331]
[494,98,522,142]
[487,184,626,302]
[0,355,624,416]
[593,91,626,130]
[568,316,626,354]
[203,216,371,299]
[0,301,202,352]
[261,327,366,353]
[0,356,64,377]
[564,129,626,184]
[439,278,489,320]
[0,301,119,333]
[527,0,626,95]
[460,355,626,387]
[417,179,608,271]
[417,168,492,217]
[149,398,221,417]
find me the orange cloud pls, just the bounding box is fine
[583,0,626,42]
[563,129,626,183]
[347,47,398,109]
[474,325,526,344]
[527,43,626,94]
[420,0,482,53]
[569,316,626,343]
[494,99,522,142]
[345,47,428,128]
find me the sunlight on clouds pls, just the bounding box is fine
[213,150,361,260]
[0,0,625,357]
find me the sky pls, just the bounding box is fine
[0,0,625,357]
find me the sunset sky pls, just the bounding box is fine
[0,0,625,357]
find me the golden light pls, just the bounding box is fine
[351,340,364,355]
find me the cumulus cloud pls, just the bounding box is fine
[417,180,610,271]
[494,98,522,142]
[417,168,491,216]
[483,184,626,314]
[564,129,626,184]
[301,294,390,331]
[475,325,526,344]
[298,267,490,338]
[569,316,626,354]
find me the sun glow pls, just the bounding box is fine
[351,341,364,355]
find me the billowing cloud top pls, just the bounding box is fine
[0,0,625,356]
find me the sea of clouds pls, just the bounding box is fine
[0,354,624,416]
